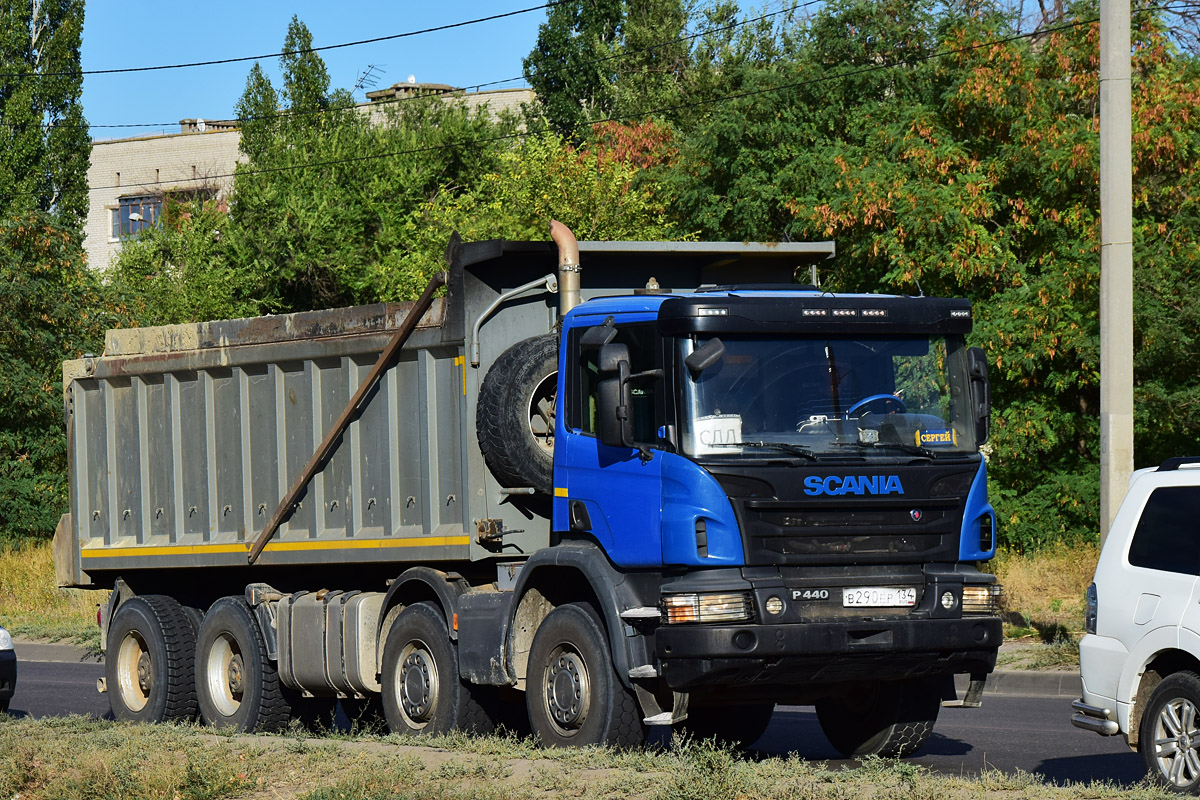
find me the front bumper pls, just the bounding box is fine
[656,615,1000,690]
[0,649,15,704]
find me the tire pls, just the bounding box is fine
[477,333,558,494]
[815,678,940,758]
[380,602,494,737]
[526,603,645,749]
[680,702,774,749]
[1139,671,1200,791]
[105,595,198,723]
[195,596,291,733]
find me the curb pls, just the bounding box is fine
[12,639,100,664]
[955,669,1080,699]
[16,638,1082,698]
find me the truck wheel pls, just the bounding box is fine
[380,601,494,737]
[815,678,940,758]
[477,333,558,494]
[1140,671,1200,792]
[196,597,291,733]
[526,603,645,748]
[680,702,774,749]
[106,595,198,723]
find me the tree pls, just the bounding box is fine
[662,0,1200,549]
[524,0,624,136]
[368,129,685,300]
[0,0,89,229]
[0,2,97,542]
[0,214,110,542]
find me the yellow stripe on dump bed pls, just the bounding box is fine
[80,535,471,559]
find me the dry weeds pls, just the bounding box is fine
[0,717,1177,800]
[0,540,104,646]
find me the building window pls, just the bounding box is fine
[111,195,162,238]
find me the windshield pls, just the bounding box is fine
[678,334,977,460]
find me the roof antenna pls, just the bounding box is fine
[914,275,924,297]
[353,64,386,96]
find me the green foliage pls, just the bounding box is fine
[523,0,624,135]
[0,215,109,542]
[662,0,1200,550]
[0,2,96,543]
[371,131,685,299]
[0,0,90,229]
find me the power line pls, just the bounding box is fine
[49,1,816,132]
[72,10,1122,198]
[0,1,568,79]
[5,4,1189,202]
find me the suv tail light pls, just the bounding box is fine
[1085,582,1097,634]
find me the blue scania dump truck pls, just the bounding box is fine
[55,223,1001,754]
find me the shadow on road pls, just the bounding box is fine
[1034,753,1145,787]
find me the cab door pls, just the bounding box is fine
[554,317,668,568]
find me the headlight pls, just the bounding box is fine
[962,584,1003,615]
[0,628,12,651]
[662,592,753,624]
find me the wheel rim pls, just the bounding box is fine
[396,639,439,729]
[542,644,591,736]
[1153,696,1200,787]
[115,631,152,713]
[526,372,557,457]
[206,632,245,718]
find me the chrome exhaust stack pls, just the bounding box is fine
[550,220,581,318]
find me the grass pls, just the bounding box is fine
[991,541,1099,669]
[0,540,105,649]
[0,717,1178,800]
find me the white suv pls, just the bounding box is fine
[1074,458,1200,791]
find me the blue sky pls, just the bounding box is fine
[81,2,546,140]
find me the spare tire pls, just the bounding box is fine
[477,333,558,494]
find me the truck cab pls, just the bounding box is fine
[542,286,1000,754]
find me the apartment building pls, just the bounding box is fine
[85,83,534,272]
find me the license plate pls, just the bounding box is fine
[842,587,917,608]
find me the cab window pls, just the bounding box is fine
[571,323,662,446]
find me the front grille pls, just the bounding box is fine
[737,497,961,565]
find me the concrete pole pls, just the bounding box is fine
[1099,0,1134,543]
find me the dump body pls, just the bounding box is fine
[62,299,474,577]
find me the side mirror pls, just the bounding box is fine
[597,343,633,448]
[968,347,990,444]
[685,337,725,377]
[580,318,617,350]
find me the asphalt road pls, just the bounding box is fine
[7,657,1144,786]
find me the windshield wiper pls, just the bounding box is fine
[711,441,819,461]
[830,440,937,459]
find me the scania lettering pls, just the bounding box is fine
[55,224,1001,757]
[803,475,906,496]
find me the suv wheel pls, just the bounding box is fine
[1141,671,1200,791]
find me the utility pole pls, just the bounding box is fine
[1099,0,1134,543]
